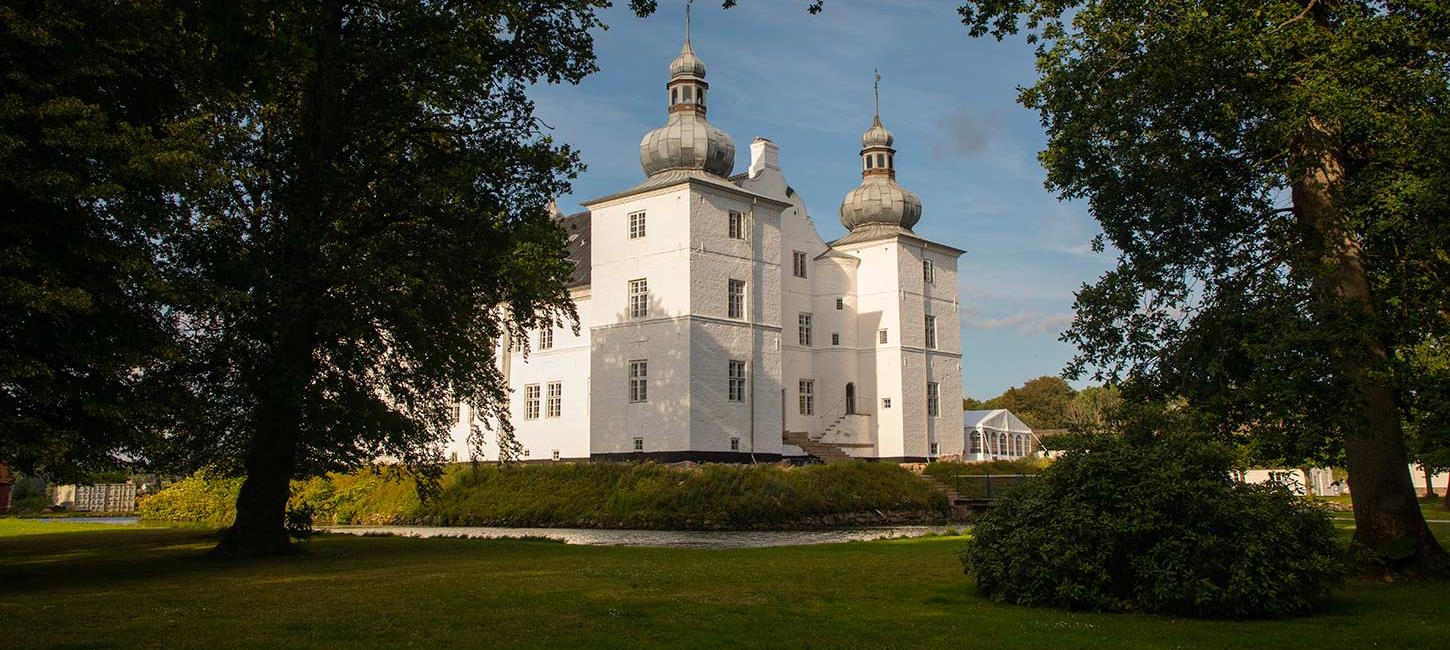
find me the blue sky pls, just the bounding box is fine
[529,1,1115,399]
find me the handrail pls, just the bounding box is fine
[951,473,1035,501]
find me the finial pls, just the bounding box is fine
[685,0,693,45]
[873,69,881,121]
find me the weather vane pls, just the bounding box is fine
[874,69,881,117]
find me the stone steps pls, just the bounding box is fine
[783,431,855,464]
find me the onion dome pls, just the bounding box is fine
[840,72,921,232]
[638,6,734,179]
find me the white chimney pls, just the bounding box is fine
[749,137,780,178]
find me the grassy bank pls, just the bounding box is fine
[140,462,952,530]
[2,520,1448,649]
[922,457,1049,484]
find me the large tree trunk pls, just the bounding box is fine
[211,1,341,558]
[1292,124,1445,570]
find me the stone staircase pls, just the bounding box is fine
[783,431,855,464]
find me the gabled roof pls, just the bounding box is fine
[556,210,591,288]
[964,409,1033,434]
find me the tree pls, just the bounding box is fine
[957,0,1448,568]
[0,2,204,483]
[970,376,1077,429]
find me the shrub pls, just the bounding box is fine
[960,434,1344,619]
[923,457,1049,484]
[137,472,241,525]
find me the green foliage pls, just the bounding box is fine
[970,376,1076,429]
[961,434,1344,618]
[142,463,949,529]
[137,473,242,526]
[923,458,1050,484]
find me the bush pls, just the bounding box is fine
[923,457,1049,484]
[960,434,1344,619]
[137,472,241,525]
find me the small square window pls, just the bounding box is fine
[629,211,646,239]
[633,437,644,452]
[552,449,561,461]
[792,251,808,278]
[831,333,840,346]
[835,297,844,310]
[878,329,888,344]
[730,437,741,451]
[930,442,940,456]
[882,397,892,409]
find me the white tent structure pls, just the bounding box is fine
[963,409,1035,461]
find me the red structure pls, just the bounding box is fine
[0,463,13,513]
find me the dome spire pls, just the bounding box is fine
[840,69,921,234]
[639,0,735,179]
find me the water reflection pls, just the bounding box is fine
[320,525,967,549]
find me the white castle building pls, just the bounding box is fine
[448,24,964,463]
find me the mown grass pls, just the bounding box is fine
[1,519,1447,649]
[141,462,951,529]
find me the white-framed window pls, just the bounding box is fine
[878,329,888,344]
[835,297,844,310]
[927,382,940,417]
[924,315,937,350]
[628,278,648,319]
[523,448,531,458]
[629,360,648,402]
[831,332,840,346]
[546,381,562,418]
[633,436,644,452]
[728,279,746,319]
[628,210,646,239]
[728,210,746,240]
[730,437,741,451]
[798,313,813,346]
[552,449,561,461]
[728,360,747,403]
[792,250,808,278]
[930,441,940,456]
[923,259,935,283]
[524,384,541,420]
[799,379,814,415]
[882,397,892,409]
[451,403,461,423]
[538,328,554,351]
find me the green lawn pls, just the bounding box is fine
[2,519,1448,649]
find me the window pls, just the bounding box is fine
[538,328,554,351]
[882,397,892,409]
[451,403,461,423]
[629,278,648,319]
[524,384,541,420]
[546,381,562,418]
[923,259,935,283]
[728,210,746,240]
[628,211,646,239]
[831,332,840,346]
[629,360,648,402]
[671,87,679,104]
[930,442,940,457]
[728,360,747,403]
[878,329,889,344]
[866,155,873,169]
[835,297,844,310]
[927,382,940,417]
[728,279,746,319]
[552,449,561,461]
[799,380,815,415]
[633,437,644,452]
[877,153,886,168]
[523,448,530,458]
[798,313,813,346]
[924,315,937,350]
[792,250,808,278]
[730,437,741,451]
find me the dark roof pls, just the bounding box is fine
[557,210,591,288]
